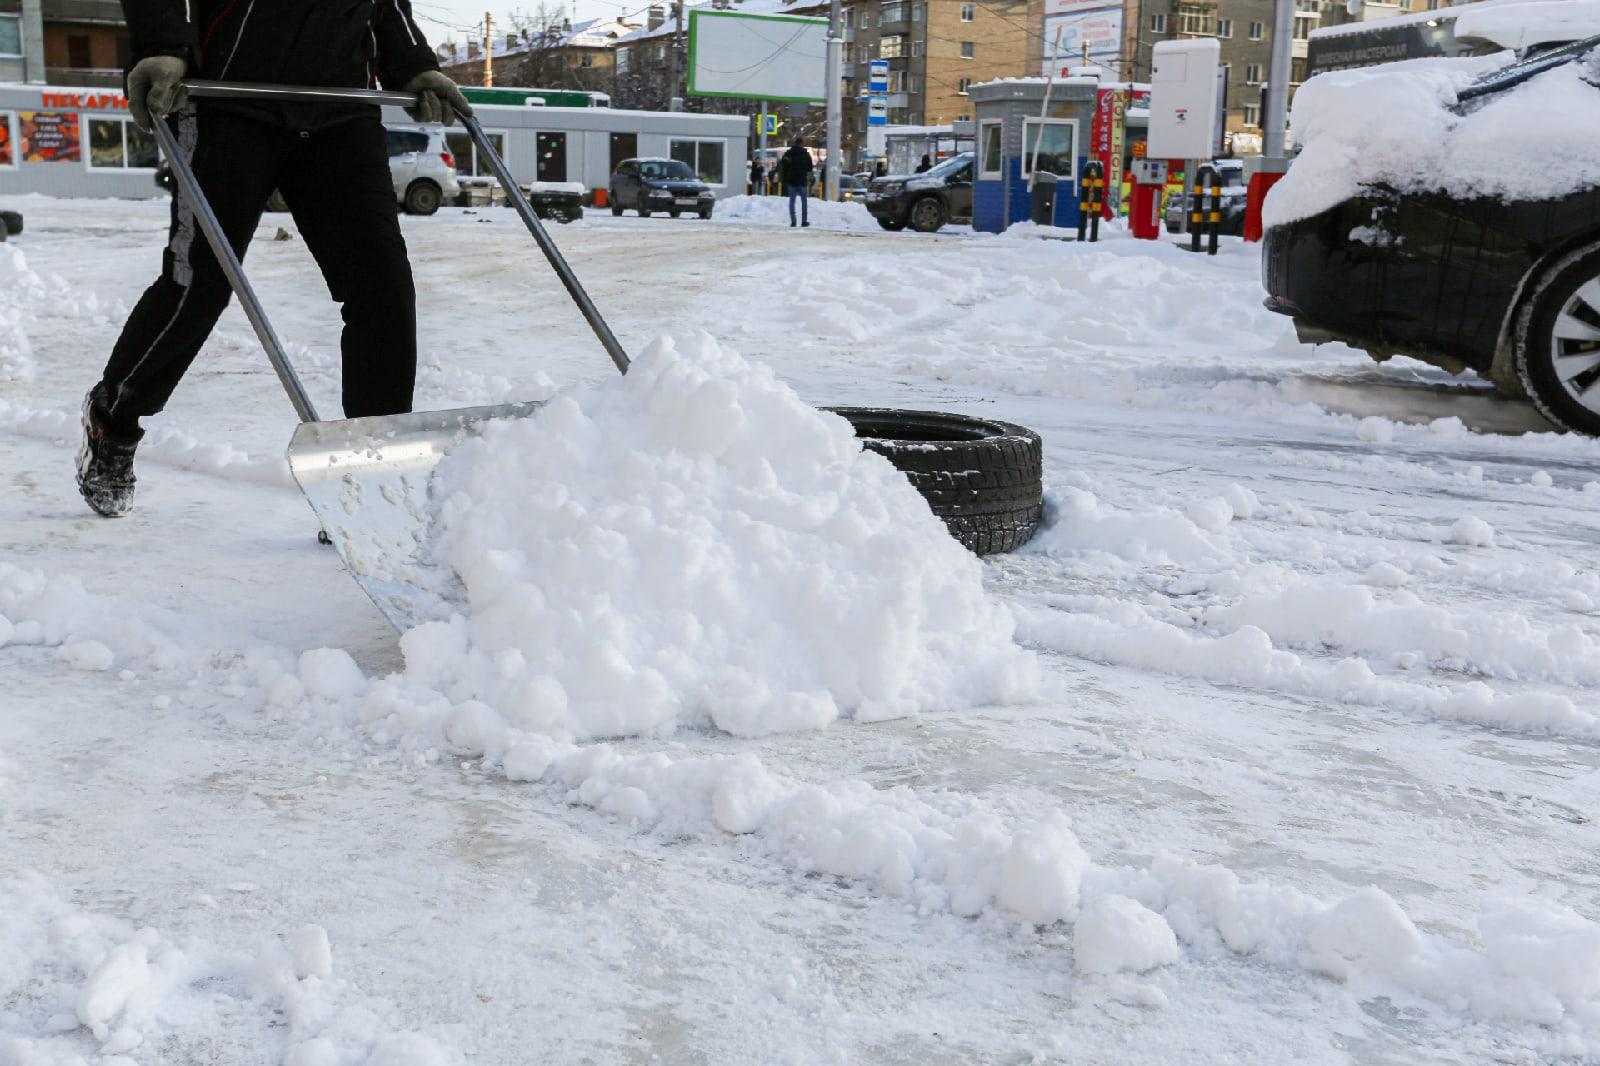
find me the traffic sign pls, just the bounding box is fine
[868,60,889,94]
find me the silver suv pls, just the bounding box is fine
[386,125,461,216]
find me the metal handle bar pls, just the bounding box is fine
[184,80,418,107]
[150,113,320,422]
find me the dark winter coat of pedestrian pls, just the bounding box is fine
[915,154,933,173]
[750,159,764,193]
[779,139,814,228]
[76,0,470,519]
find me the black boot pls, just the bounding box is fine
[76,387,143,517]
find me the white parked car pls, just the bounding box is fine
[384,125,461,216]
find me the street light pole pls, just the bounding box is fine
[824,0,843,201]
[1263,0,1293,159]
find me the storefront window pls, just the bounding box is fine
[670,139,724,185]
[444,129,506,176]
[86,117,158,170]
[0,14,22,56]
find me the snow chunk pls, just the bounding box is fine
[290,925,333,981]
[298,648,367,699]
[1356,416,1394,444]
[995,813,1090,925]
[412,334,1038,741]
[1073,894,1180,974]
[58,640,114,671]
[1451,516,1497,547]
[1530,469,1553,488]
[1303,886,1423,980]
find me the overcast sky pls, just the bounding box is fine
[408,0,650,47]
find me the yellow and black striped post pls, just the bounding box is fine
[1206,166,1222,256]
[1190,164,1209,254]
[1078,160,1105,243]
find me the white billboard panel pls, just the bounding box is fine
[1147,38,1222,159]
[1044,0,1116,15]
[1042,8,1123,73]
[686,10,829,103]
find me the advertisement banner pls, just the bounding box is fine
[0,115,12,168]
[20,112,81,163]
[1090,87,1128,219]
[1042,8,1122,74]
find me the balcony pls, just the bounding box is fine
[42,0,126,24]
[47,66,122,86]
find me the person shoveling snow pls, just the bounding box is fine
[76,0,471,518]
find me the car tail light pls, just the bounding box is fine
[441,152,455,170]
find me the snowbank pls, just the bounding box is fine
[1265,50,1600,226]
[402,334,1039,741]
[0,245,39,384]
[710,194,883,233]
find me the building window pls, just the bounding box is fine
[87,117,158,171]
[957,76,971,94]
[960,40,974,58]
[1217,17,1232,37]
[1293,15,1314,38]
[961,2,975,19]
[978,120,1002,179]
[1022,118,1077,184]
[670,138,725,184]
[445,129,507,176]
[580,52,593,67]
[911,38,923,56]
[1179,11,1211,34]
[907,73,919,93]
[1249,20,1264,38]
[1243,104,1260,126]
[0,114,14,168]
[66,34,92,69]
[0,14,22,57]
[912,2,924,19]
[1245,63,1262,84]
[880,34,906,57]
[881,2,907,21]
[859,9,872,28]
[1150,13,1166,32]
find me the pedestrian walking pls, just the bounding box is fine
[76,0,469,518]
[779,137,814,228]
[915,154,933,174]
[750,157,765,195]
[874,160,887,178]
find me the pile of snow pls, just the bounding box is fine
[1265,48,1600,225]
[710,194,882,232]
[395,334,1038,742]
[1454,0,1600,49]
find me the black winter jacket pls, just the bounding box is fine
[778,146,813,187]
[121,0,439,123]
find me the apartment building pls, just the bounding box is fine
[437,17,639,92]
[0,0,129,87]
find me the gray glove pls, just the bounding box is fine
[403,71,472,126]
[127,56,188,131]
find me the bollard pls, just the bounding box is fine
[1205,165,1222,256]
[1077,161,1105,243]
[1190,164,1209,254]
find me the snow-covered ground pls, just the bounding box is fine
[4,197,1600,1064]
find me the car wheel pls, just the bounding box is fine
[698,207,713,220]
[877,217,907,232]
[610,200,623,217]
[638,195,652,218]
[670,210,681,218]
[827,408,1043,555]
[266,190,290,213]
[909,197,945,233]
[404,181,442,216]
[1516,243,1600,435]
[0,210,21,236]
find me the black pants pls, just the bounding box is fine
[99,106,417,424]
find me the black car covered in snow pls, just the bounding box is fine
[866,153,975,233]
[1262,34,1600,433]
[609,157,716,219]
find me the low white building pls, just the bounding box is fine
[0,83,751,200]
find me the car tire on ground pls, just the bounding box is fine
[266,190,290,213]
[638,196,652,218]
[698,207,713,220]
[1515,242,1600,435]
[827,407,1043,555]
[1,210,21,236]
[670,210,681,218]
[404,180,442,216]
[611,201,623,217]
[877,218,907,232]
[909,197,945,233]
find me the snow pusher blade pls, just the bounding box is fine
[153,83,631,631]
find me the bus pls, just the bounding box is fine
[458,86,611,109]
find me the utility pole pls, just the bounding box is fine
[1263,0,1292,158]
[19,0,44,84]
[485,11,494,87]
[666,0,684,110]
[823,0,841,200]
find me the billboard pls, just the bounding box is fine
[1042,8,1123,74]
[686,10,829,103]
[1045,0,1116,13]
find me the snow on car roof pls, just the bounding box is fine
[1265,42,1600,227]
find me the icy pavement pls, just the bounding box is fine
[3,197,1600,1064]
